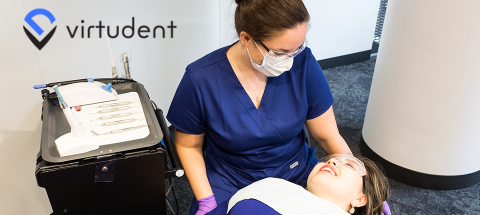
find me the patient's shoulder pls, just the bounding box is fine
[207,198,280,215]
[227,177,349,215]
[230,199,281,215]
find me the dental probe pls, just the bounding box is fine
[98,118,144,126]
[91,124,148,136]
[90,112,142,121]
[90,106,141,114]
[95,101,138,108]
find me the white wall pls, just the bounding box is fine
[1,0,219,214]
[363,0,480,175]
[1,0,380,213]
[0,1,51,214]
[220,0,238,47]
[220,0,381,60]
[26,0,220,116]
[304,0,380,60]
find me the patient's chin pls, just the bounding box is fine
[308,175,337,194]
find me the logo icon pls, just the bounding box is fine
[23,9,56,50]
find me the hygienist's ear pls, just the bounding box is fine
[352,194,367,207]
[239,31,253,47]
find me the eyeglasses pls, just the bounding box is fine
[254,38,308,58]
[318,154,366,177]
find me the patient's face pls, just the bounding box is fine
[307,158,364,207]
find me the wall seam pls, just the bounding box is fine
[22,0,45,84]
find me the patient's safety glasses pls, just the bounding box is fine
[318,154,366,177]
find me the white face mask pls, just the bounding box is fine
[246,41,294,77]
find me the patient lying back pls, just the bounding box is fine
[208,155,389,215]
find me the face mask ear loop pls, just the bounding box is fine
[246,46,263,67]
[248,41,266,66]
[245,46,253,59]
[253,40,266,56]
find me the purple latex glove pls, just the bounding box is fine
[196,194,218,215]
[381,201,391,215]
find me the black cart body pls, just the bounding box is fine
[35,81,173,215]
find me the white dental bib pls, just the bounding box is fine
[227,178,349,215]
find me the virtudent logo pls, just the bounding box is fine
[23,9,57,50]
[23,8,176,50]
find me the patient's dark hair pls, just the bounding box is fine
[355,157,389,215]
[234,0,310,40]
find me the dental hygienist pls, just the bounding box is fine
[167,0,352,214]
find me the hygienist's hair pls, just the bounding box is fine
[234,0,310,40]
[355,157,389,215]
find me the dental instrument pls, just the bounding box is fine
[121,51,132,80]
[90,112,142,121]
[91,124,148,136]
[96,101,138,108]
[98,118,144,126]
[91,105,141,114]
[105,31,118,79]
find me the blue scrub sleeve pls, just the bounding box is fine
[305,52,334,120]
[167,68,206,134]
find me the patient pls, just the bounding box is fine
[207,155,389,215]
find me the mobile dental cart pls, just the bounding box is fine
[35,78,183,215]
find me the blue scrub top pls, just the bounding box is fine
[167,43,334,194]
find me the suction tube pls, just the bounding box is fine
[154,109,183,172]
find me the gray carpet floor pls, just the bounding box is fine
[165,56,480,215]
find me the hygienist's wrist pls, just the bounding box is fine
[196,194,217,215]
[196,192,214,201]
